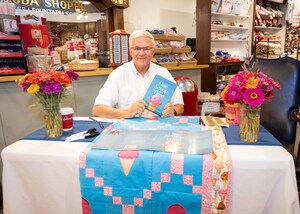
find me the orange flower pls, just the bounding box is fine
[52,72,71,85]
[245,76,259,89]
[27,72,42,84]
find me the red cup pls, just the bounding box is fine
[60,107,74,131]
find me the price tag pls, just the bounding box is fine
[201,102,220,116]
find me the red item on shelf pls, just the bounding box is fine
[221,58,241,62]
[0,67,26,75]
[17,23,50,54]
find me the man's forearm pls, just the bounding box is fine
[92,104,128,119]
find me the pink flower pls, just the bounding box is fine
[243,88,265,107]
[227,85,242,102]
[258,78,273,92]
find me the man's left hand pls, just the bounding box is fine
[162,102,174,118]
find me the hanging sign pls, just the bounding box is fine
[9,0,87,15]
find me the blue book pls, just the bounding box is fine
[143,74,177,116]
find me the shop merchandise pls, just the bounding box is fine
[231,0,243,15]
[239,0,251,16]
[218,0,234,14]
[85,37,98,60]
[211,0,221,12]
[50,43,61,68]
[0,0,16,33]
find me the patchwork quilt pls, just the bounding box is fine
[79,116,231,214]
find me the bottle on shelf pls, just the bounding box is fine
[49,42,61,70]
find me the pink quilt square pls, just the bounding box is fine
[104,187,112,196]
[85,168,94,178]
[112,196,122,205]
[94,177,104,186]
[143,189,152,199]
[123,205,134,214]
[161,173,171,182]
[183,175,193,185]
[134,197,143,207]
[151,182,161,191]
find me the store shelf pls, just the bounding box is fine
[153,31,197,67]
[0,33,27,76]
[0,34,21,40]
[260,39,281,42]
[254,26,283,31]
[211,39,249,42]
[211,12,250,19]
[211,24,249,31]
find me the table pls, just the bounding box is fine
[2,119,300,214]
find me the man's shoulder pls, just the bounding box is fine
[150,62,169,73]
[111,62,133,75]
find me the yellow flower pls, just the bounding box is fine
[245,76,259,89]
[27,84,40,94]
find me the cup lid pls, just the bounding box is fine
[60,107,74,114]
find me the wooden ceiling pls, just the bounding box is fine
[89,0,128,12]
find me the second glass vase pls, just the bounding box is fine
[239,104,260,143]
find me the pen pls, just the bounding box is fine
[89,117,104,129]
[200,118,206,127]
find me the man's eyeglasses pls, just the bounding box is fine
[131,46,154,52]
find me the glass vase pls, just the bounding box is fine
[239,104,260,142]
[43,103,63,138]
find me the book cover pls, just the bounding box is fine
[92,128,213,155]
[143,74,177,116]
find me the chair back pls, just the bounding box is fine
[256,57,300,152]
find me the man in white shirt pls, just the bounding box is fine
[92,30,184,119]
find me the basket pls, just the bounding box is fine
[165,34,185,41]
[151,34,167,40]
[178,58,198,66]
[172,46,192,54]
[68,60,99,71]
[154,47,172,54]
[159,61,179,67]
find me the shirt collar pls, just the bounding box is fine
[130,60,153,78]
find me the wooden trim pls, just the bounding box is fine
[195,0,212,92]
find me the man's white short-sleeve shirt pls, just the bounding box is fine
[94,61,184,115]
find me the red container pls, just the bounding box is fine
[175,76,199,116]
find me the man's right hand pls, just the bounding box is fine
[125,100,147,118]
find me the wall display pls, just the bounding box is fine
[254,0,287,59]
[109,29,130,67]
[150,29,197,67]
[210,0,254,62]
[0,33,27,75]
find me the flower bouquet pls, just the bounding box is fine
[221,57,281,142]
[18,70,79,137]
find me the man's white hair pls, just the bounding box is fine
[129,30,155,48]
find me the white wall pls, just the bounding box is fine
[123,0,196,38]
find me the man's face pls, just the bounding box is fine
[130,37,154,69]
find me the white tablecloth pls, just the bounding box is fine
[2,138,300,214]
